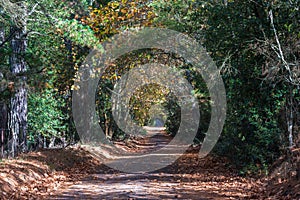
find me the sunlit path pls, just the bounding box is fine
[50,128,264,199]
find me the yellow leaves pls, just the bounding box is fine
[73,63,79,71]
[110,1,120,9]
[118,16,126,21]
[130,2,136,7]
[44,82,51,89]
[147,11,155,18]
[56,28,63,34]
[71,84,80,91]
[126,12,134,19]
[86,0,156,41]
[111,73,121,81]
[89,12,96,18]
[120,8,127,14]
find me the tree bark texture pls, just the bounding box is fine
[9,5,28,156]
[0,25,8,158]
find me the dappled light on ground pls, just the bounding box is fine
[0,132,299,199]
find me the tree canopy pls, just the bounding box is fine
[0,0,299,176]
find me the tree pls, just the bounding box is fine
[85,0,211,142]
[0,0,97,153]
[0,0,28,156]
[10,13,28,156]
[256,2,300,149]
[0,24,8,158]
[150,0,299,173]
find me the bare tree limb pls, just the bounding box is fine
[0,26,17,48]
[27,3,39,16]
[269,9,293,83]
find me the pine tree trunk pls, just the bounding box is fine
[0,25,7,158]
[9,15,28,156]
[0,102,7,159]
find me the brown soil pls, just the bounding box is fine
[0,133,299,199]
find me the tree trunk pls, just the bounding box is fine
[0,102,7,158]
[286,92,294,148]
[0,24,4,47]
[0,25,8,158]
[9,4,28,156]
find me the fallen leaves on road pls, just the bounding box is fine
[0,135,298,199]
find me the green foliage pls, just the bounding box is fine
[1,0,298,172]
[200,1,282,173]
[28,89,67,143]
[163,94,181,136]
[150,0,299,173]
[56,19,102,49]
[129,83,169,126]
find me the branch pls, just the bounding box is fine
[7,66,47,78]
[0,27,17,48]
[0,0,26,28]
[26,31,47,37]
[106,87,121,96]
[30,0,57,26]
[269,9,293,82]
[27,3,39,16]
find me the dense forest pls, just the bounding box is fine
[0,0,299,198]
